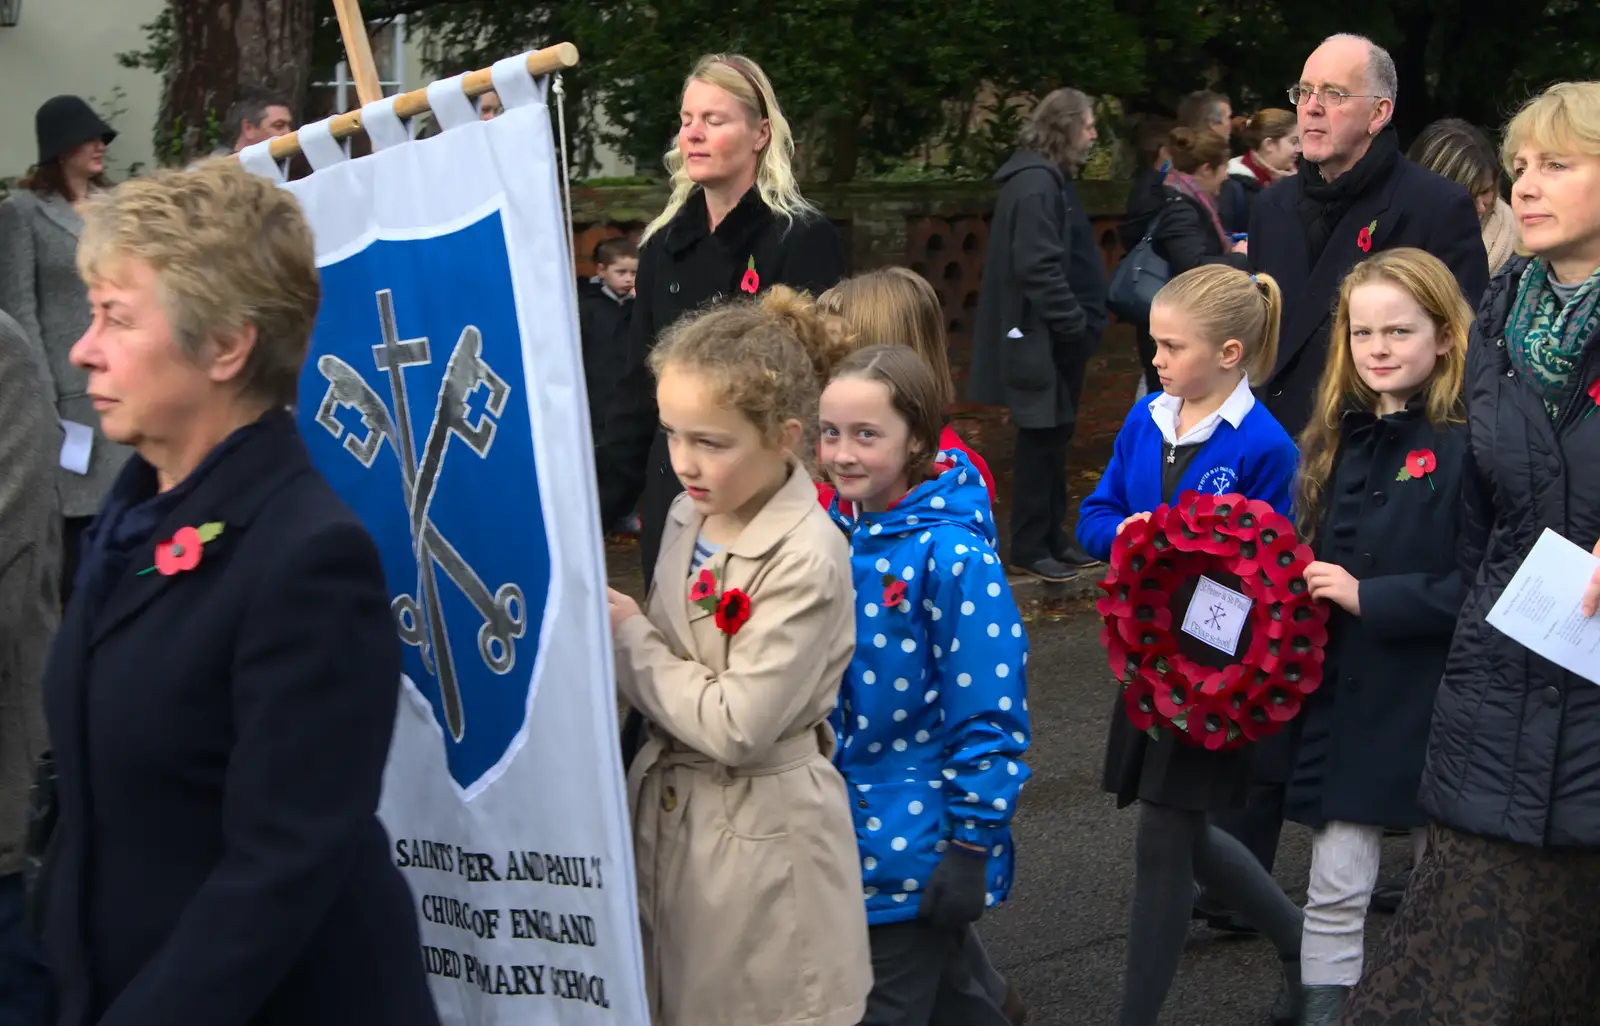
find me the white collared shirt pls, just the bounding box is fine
[1148,375,1256,447]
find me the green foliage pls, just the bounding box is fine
[116,5,175,74]
[120,0,1600,182]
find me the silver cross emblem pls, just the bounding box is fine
[312,288,528,741]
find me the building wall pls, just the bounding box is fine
[0,0,167,181]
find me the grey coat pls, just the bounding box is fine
[0,190,132,517]
[0,310,62,878]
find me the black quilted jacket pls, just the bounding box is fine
[1419,256,1600,848]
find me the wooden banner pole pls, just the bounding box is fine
[263,42,580,162]
[331,0,385,107]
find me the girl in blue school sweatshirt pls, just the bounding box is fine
[819,345,1030,1026]
[1076,265,1305,1026]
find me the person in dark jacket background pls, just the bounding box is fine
[1152,127,1250,277]
[1283,249,1473,1025]
[1175,91,1250,237]
[1345,80,1600,1026]
[0,309,61,1026]
[1226,109,1299,232]
[1121,116,1174,397]
[37,161,439,1026]
[968,87,1108,583]
[593,53,845,585]
[578,235,636,441]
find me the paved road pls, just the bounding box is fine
[606,541,1411,1026]
[981,578,1409,1026]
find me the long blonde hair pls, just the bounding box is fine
[1150,265,1283,384]
[1295,248,1470,541]
[641,54,816,245]
[816,268,956,410]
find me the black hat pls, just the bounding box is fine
[35,95,117,166]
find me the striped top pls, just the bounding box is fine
[688,535,723,577]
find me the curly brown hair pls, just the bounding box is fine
[649,286,852,456]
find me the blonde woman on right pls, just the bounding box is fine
[1344,80,1600,1026]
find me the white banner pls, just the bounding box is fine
[252,60,647,1025]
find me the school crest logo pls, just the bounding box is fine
[1197,465,1240,496]
[297,209,552,794]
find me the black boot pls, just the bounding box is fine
[1271,954,1302,1025]
[1297,985,1349,1026]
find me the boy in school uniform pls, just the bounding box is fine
[580,236,639,532]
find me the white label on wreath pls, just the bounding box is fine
[1181,576,1254,657]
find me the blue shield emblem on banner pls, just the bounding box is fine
[297,208,552,793]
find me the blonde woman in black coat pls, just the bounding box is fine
[37,160,438,1026]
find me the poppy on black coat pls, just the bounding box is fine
[1286,405,1468,831]
[38,413,440,1026]
[1248,136,1488,438]
[593,186,845,584]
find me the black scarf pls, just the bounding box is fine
[72,412,277,618]
[1296,126,1400,263]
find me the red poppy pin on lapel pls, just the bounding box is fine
[714,589,752,635]
[1395,449,1437,490]
[689,564,753,635]
[1585,377,1600,419]
[1357,218,1377,253]
[140,521,225,576]
[739,256,760,294]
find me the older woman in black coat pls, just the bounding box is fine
[35,160,438,1026]
[1345,81,1600,1026]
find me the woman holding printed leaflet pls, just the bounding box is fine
[1344,81,1600,1026]
[1076,265,1304,1026]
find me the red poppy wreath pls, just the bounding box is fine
[1096,491,1330,751]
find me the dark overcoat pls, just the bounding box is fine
[1286,406,1468,830]
[1420,257,1600,848]
[39,413,440,1026]
[967,151,1108,430]
[1248,156,1489,438]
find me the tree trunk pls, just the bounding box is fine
[159,0,316,165]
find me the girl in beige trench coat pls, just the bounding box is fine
[607,288,872,1026]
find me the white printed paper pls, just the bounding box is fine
[1486,528,1600,685]
[58,420,92,475]
[1181,575,1254,656]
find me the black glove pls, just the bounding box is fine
[917,842,990,930]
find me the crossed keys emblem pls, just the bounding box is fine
[312,288,528,741]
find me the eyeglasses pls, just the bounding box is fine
[1287,85,1384,107]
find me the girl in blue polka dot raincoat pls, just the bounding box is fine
[818,345,1031,1022]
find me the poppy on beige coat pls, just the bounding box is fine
[612,464,872,1026]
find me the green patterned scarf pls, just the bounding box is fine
[1506,259,1600,418]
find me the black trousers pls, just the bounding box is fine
[1009,423,1075,566]
[860,921,1011,1026]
